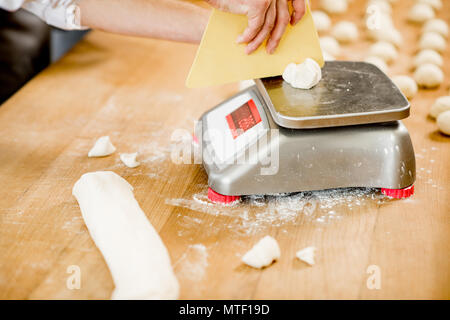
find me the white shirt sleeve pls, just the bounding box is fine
[0,0,88,30]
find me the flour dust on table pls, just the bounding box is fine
[166,187,390,236]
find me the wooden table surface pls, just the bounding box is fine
[0,0,449,299]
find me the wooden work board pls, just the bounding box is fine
[0,0,448,299]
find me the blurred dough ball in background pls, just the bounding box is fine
[437,111,450,135]
[430,96,450,119]
[312,10,331,33]
[414,64,444,88]
[413,49,443,69]
[392,76,418,99]
[331,21,359,43]
[320,0,348,14]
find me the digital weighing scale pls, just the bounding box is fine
[195,61,416,203]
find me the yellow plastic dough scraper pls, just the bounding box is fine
[186,3,324,88]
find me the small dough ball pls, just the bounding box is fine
[88,136,116,157]
[417,0,442,10]
[369,41,398,63]
[365,56,389,73]
[312,10,331,32]
[437,110,450,135]
[419,32,446,52]
[332,21,359,43]
[320,36,341,56]
[120,152,140,168]
[320,0,348,14]
[423,19,448,38]
[242,236,281,269]
[414,63,444,88]
[413,49,443,68]
[430,96,450,119]
[408,3,435,23]
[392,76,418,99]
[296,246,316,266]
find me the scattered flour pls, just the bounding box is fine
[166,187,388,236]
[175,244,208,281]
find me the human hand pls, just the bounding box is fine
[204,0,306,54]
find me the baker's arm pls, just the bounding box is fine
[0,0,209,43]
[79,0,209,43]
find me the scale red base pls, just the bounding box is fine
[208,188,240,204]
[381,185,414,199]
[208,185,414,203]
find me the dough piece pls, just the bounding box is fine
[364,56,389,73]
[296,246,316,266]
[312,10,331,32]
[413,49,443,68]
[430,96,450,119]
[437,111,450,135]
[331,21,359,43]
[369,41,398,63]
[320,0,348,14]
[88,136,116,158]
[120,152,140,168]
[319,36,341,56]
[392,76,418,99]
[414,63,443,88]
[419,32,446,53]
[72,171,179,299]
[242,236,281,269]
[423,19,448,38]
[282,58,322,90]
[418,0,442,10]
[408,3,435,24]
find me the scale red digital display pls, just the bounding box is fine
[225,99,262,139]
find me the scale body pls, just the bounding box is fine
[196,61,416,202]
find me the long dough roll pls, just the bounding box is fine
[72,171,179,299]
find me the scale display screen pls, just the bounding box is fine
[225,99,262,139]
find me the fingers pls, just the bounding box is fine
[237,0,271,44]
[245,0,277,54]
[290,0,306,25]
[266,0,290,54]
